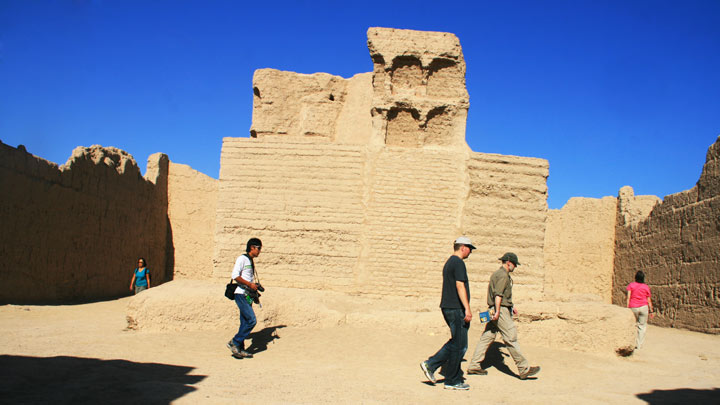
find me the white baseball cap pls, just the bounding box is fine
[454,236,476,250]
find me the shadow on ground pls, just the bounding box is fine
[479,341,516,378]
[637,387,720,404]
[247,324,286,354]
[0,355,205,404]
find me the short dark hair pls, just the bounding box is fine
[246,237,262,253]
[453,243,462,252]
[635,271,645,283]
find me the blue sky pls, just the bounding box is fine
[1,0,718,209]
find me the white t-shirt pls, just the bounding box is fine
[231,254,254,295]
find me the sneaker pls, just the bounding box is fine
[519,366,540,380]
[235,350,254,359]
[444,382,470,390]
[226,341,240,355]
[467,367,488,375]
[420,361,436,384]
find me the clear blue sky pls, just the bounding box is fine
[1,0,718,209]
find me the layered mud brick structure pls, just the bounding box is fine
[212,28,549,299]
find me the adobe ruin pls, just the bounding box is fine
[2,27,717,338]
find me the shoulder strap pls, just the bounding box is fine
[242,253,259,283]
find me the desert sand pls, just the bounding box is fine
[1,295,719,404]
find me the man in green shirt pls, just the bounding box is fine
[466,252,540,380]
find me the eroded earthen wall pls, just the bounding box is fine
[543,197,617,303]
[368,27,469,149]
[213,138,549,297]
[213,138,366,289]
[250,70,376,145]
[168,162,217,279]
[213,28,549,298]
[613,137,720,334]
[0,142,171,303]
[462,153,549,301]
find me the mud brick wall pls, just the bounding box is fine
[212,138,366,290]
[168,162,217,279]
[0,142,171,303]
[543,197,618,303]
[462,153,549,301]
[613,137,720,334]
[359,147,466,296]
[213,138,549,298]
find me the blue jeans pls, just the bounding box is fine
[232,294,257,349]
[426,308,468,385]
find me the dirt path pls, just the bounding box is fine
[1,298,719,404]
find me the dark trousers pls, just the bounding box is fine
[426,308,468,385]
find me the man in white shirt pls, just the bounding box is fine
[227,237,262,359]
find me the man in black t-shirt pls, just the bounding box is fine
[420,236,475,391]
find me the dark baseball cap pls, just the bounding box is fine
[499,252,520,266]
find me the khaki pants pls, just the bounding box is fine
[631,305,649,349]
[468,306,529,374]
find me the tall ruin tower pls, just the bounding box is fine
[213,28,548,299]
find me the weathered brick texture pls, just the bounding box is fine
[543,197,617,303]
[213,138,366,289]
[0,142,171,303]
[168,162,217,279]
[614,136,720,333]
[463,153,549,301]
[213,138,548,297]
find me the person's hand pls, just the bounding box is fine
[650,312,655,319]
[492,310,500,321]
[249,282,258,291]
[464,310,472,323]
[129,286,133,291]
[512,307,518,316]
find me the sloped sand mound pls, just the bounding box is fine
[127,280,635,354]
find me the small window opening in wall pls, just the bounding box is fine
[253,87,261,97]
[250,130,257,138]
[329,94,334,101]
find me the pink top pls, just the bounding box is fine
[626,282,651,308]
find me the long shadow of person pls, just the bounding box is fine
[246,325,286,354]
[479,341,515,377]
[431,341,514,384]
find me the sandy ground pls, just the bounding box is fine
[1,297,719,404]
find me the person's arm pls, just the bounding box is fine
[145,271,151,288]
[129,272,136,291]
[492,295,502,321]
[626,290,631,308]
[648,297,654,318]
[456,280,472,323]
[234,275,258,291]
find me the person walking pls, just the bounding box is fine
[420,236,475,390]
[466,252,540,380]
[227,238,262,359]
[129,258,150,294]
[626,270,654,349]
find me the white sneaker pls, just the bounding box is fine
[420,361,436,383]
[444,382,470,390]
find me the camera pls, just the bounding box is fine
[256,283,265,292]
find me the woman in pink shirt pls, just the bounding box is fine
[626,271,654,349]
